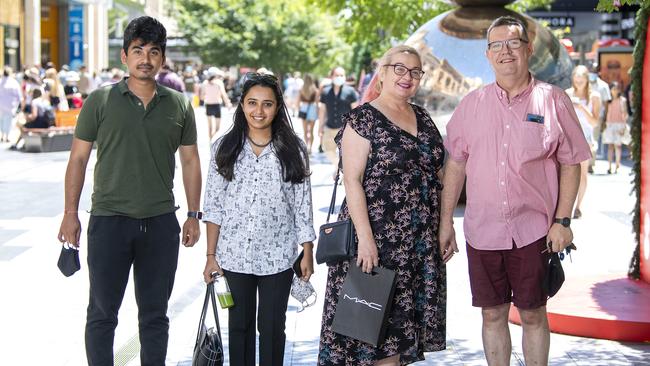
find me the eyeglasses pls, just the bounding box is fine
[487,38,529,52]
[383,64,425,80]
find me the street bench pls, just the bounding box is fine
[22,109,80,153]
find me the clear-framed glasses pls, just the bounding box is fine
[487,38,529,52]
[383,64,425,80]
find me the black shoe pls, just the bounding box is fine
[588,166,594,174]
[8,145,17,151]
[573,208,582,219]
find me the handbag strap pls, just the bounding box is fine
[194,281,224,346]
[326,159,343,223]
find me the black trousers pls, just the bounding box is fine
[224,268,294,366]
[85,213,180,366]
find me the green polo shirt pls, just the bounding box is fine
[75,78,197,219]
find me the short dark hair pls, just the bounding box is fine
[122,16,167,56]
[487,16,529,43]
[32,88,42,99]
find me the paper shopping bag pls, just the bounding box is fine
[331,264,396,346]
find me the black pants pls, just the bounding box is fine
[224,268,294,366]
[85,213,180,366]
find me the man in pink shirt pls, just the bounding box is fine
[439,16,591,365]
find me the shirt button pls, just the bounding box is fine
[505,125,510,129]
[508,106,511,110]
[501,161,505,166]
[500,181,505,185]
[503,143,507,147]
[503,201,507,205]
[138,102,142,106]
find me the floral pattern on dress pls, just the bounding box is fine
[318,103,446,365]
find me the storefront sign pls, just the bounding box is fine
[535,16,575,28]
[69,3,84,70]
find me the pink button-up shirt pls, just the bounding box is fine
[444,77,591,250]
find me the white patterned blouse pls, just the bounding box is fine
[202,138,316,275]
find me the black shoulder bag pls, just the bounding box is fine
[315,161,357,266]
[192,282,224,366]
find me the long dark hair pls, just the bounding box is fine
[216,73,309,183]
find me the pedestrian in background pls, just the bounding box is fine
[43,68,69,111]
[297,73,319,154]
[77,65,96,98]
[603,81,628,174]
[202,73,315,366]
[319,45,446,366]
[201,67,232,140]
[57,16,202,365]
[588,62,612,172]
[318,67,358,176]
[439,16,590,366]
[565,64,601,219]
[0,66,22,142]
[156,60,185,93]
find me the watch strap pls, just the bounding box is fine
[188,211,203,220]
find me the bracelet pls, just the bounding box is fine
[206,253,216,257]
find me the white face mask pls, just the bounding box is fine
[290,277,317,312]
[333,76,346,86]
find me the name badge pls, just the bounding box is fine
[526,113,544,124]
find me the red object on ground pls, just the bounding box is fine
[599,38,631,48]
[509,274,650,342]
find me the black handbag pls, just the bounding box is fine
[57,244,80,277]
[331,264,397,346]
[543,252,565,298]
[315,163,356,265]
[192,282,224,366]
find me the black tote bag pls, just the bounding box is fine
[192,282,224,366]
[331,264,397,346]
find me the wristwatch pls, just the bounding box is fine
[187,211,203,220]
[554,217,571,228]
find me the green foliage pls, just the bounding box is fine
[507,0,554,12]
[173,0,350,75]
[626,5,647,279]
[597,0,650,12]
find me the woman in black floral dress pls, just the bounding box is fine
[318,45,446,365]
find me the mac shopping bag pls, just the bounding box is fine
[331,264,396,346]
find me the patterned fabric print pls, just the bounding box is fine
[202,139,316,275]
[318,103,447,365]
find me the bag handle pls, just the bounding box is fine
[326,159,343,223]
[194,281,223,346]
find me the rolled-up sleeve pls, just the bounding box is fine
[202,141,227,225]
[443,97,469,162]
[555,90,592,165]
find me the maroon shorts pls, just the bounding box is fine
[466,237,550,309]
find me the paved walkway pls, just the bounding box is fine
[0,106,648,365]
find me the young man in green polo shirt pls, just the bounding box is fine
[57,16,202,365]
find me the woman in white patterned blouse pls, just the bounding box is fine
[202,73,316,366]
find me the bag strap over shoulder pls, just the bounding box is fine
[326,159,343,223]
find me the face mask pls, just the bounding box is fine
[333,76,345,86]
[588,73,598,83]
[290,276,317,312]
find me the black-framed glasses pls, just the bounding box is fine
[487,38,529,52]
[383,64,425,80]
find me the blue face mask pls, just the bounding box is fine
[333,76,346,86]
[588,73,598,83]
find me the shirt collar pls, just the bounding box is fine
[494,73,535,103]
[118,77,170,98]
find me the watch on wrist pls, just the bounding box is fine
[187,211,203,220]
[554,217,571,228]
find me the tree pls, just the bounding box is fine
[173,0,350,75]
[308,0,555,60]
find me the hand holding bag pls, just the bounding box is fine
[331,264,397,346]
[315,162,356,265]
[57,243,80,277]
[192,281,224,366]
[543,252,565,298]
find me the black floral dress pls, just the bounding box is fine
[318,103,446,365]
